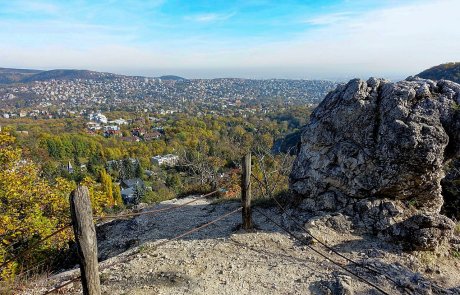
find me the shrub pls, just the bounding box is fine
[142,187,175,204]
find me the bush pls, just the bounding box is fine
[180,183,212,197]
[141,187,175,204]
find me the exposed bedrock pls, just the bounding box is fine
[290,77,460,250]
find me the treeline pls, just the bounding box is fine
[12,107,309,182]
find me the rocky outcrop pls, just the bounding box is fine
[290,77,460,250]
[441,159,460,219]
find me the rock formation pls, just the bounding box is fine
[290,77,460,250]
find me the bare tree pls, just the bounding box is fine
[251,134,295,200]
[178,144,225,190]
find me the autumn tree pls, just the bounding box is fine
[112,184,123,206]
[0,131,74,281]
[0,131,116,281]
[100,169,114,207]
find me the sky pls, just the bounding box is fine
[0,0,459,80]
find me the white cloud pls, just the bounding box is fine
[5,0,60,15]
[208,0,460,78]
[302,12,354,26]
[185,12,236,23]
[1,0,459,79]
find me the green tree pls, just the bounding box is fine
[121,158,135,180]
[135,161,144,179]
[132,182,145,205]
[166,173,182,193]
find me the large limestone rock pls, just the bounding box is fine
[290,77,460,250]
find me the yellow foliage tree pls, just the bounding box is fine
[0,131,74,280]
[79,176,109,216]
[0,131,113,281]
[100,169,114,207]
[112,184,123,206]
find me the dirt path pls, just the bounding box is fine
[23,196,460,295]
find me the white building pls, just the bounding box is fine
[109,118,128,125]
[151,154,179,167]
[86,122,101,130]
[104,125,119,131]
[89,112,108,124]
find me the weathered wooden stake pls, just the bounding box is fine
[241,152,252,230]
[70,186,101,295]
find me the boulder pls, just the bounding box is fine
[290,77,460,250]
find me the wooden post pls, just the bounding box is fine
[70,186,101,295]
[241,152,252,230]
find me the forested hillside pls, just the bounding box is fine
[417,62,460,83]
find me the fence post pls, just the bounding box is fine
[241,152,252,230]
[70,186,101,295]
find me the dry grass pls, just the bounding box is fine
[0,266,52,295]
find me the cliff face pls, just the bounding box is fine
[290,77,460,250]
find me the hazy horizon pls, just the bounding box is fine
[1,0,459,80]
[1,65,409,82]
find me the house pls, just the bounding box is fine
[151,154,179,167]
[143,131,161,141]
[103,125,121,137]
[104,125,119,131]
[152,126,165,134]
[108,118,128,125]
[89,112,108,124]
[120,178,145,204]
[104,129,121,137]
[131,128,146,137]
[86,122,101,131]
[121,187,135,204]
[121,178,144,189]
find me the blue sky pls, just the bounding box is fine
[1,0,459,79]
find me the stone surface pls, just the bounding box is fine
[391,213,456,251]
[23,196,460,295]
[290,77,460,250]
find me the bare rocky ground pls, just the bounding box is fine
[22,196,460,295]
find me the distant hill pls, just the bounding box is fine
[158,75,187,81]
[0,67,43,84]
[417,62,460,83]
[20,69,119,83]
[0,68,120,84]
[0,67,189,84]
